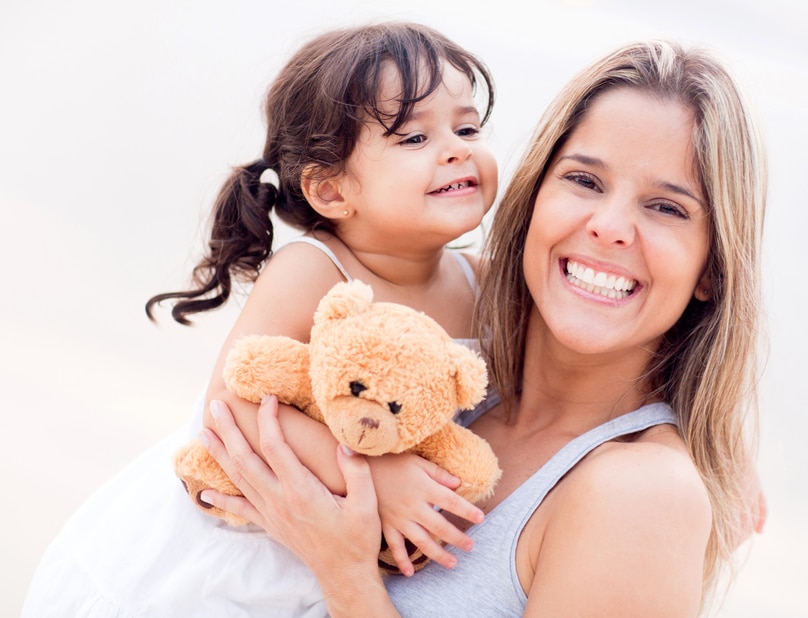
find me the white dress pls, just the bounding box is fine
[22,238,482,617]
[22,395,327,618]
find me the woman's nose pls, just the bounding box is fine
[585,197,636,246]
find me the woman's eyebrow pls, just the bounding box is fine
[558,153,704,207]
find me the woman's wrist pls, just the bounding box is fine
[320,566,400,617]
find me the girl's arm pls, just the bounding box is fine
[202,396,401,618]
[203,242,481,570]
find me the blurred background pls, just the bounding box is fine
[2,0,805,615]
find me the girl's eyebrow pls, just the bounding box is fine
[408,105,480,121]
[557,153,704,207]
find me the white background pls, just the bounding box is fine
[2,0,806,615]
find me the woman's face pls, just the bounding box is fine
[523,87,711,357]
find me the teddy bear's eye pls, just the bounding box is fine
[388,402,402,414]
[350,381,367,397]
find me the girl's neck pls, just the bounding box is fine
[309,232,476,339]
[325,232,448,289]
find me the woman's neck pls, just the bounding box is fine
[514,307,655,431]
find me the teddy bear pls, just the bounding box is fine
[174,279,501,573]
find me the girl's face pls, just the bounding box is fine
[523,87,711,357]
[337,62,498,252]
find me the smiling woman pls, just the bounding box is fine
[525,88,712,356]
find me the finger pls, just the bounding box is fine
[336,444,376,509]
[204,404,277,503]
[254,395,309,481]
[200,489,262,527]
[430,486,484,526]
[426,461,461,490]
[400,525,458,570]
[418,508,474,552]
[381,525,415,577]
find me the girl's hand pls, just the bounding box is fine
[199,396,383,579]
[370,454,484,575]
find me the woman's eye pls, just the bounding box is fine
[566,173,599,191]
[649,201,689,219]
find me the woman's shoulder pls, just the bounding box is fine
[523,429,711,614]
[570,426,711,522]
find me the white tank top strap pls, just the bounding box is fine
[283,236,352,282]
[450,251,478,294]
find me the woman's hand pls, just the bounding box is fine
[370,453,484,574]
[199,396,382,578]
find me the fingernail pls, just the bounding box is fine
[199,490,213,506]
[339,443,356,457]
[261,394,272,405]
[210,400,222,420]
[198,430,210,448]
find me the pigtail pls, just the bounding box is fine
[145,159,277,325]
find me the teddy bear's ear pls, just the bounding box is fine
[449,345,489,410]
[314,280,374,324]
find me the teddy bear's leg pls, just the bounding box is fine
[173,440,250,526]
[378,537,430,575]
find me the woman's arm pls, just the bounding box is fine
[202,396,401,618]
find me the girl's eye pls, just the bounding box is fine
[456,126,480,138]
[565,172,600,191]
[402,134,426,145]
[648,201,689,219]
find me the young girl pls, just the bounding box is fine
[22,21,497,617]
[202,39,768,617]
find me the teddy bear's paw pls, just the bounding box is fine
[173,440,250,526]
[377,537,431,575]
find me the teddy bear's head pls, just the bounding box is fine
[306,281,488,456]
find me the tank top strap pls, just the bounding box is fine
[283,236,352,282]
[450,251,478,294]
[515,403,677,509]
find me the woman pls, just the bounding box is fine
[203,39,766,616]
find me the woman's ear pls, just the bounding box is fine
[300,165,349,218]
[693,272,713,302]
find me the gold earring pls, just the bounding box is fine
[343,210,349,216]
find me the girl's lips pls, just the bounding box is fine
[429,177,477,194]
[564,258,638,300]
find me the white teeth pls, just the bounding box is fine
[565,260,636,299]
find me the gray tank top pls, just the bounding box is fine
[385,402,678,616]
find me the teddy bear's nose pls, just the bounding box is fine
[360,417,379,429]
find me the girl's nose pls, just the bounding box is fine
[443,134,473,164]
[585,197,636,246]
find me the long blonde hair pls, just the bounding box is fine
[477,40,767,594]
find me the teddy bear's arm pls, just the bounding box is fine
[223,334,324,423]
[410,423,502,504]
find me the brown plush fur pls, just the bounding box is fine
[174,280,501,571]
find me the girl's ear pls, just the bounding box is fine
[693,272,713,302]
[300,164,348,218]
